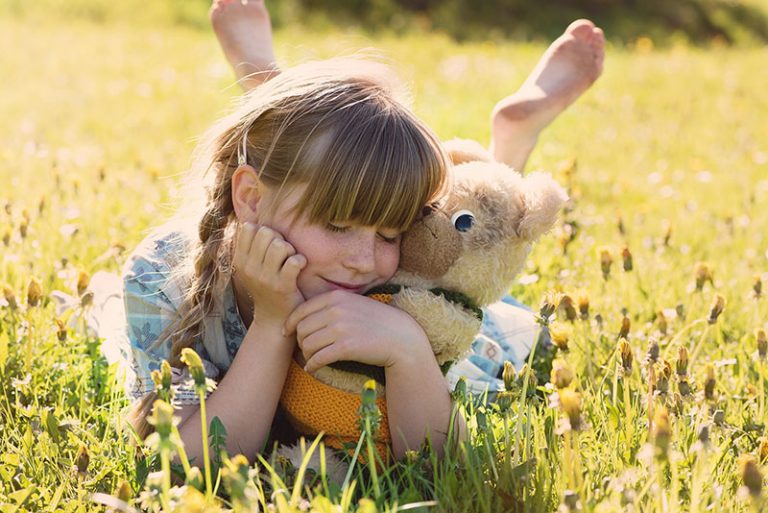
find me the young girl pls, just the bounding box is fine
[123,58,453,463]
[207,0,604,394]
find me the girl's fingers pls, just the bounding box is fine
[263,238,295,273]
[233,222,259,268]
[298,329,335,362]
[293,308,328,346]
[249,226,280,267]
[279,253,306,286]
[304,343,344,375]
[284,291,344,336]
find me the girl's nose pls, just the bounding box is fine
[342,233,376,274]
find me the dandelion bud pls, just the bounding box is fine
[707,294,725,324]
[37,196,46,216]
[180,348,207,390]
[695,424,709,447]
[558,389,583,432]
[26,277,43,307]
[617,215,626,236]
[577,291,590,320]
[358,379,381,434]
[80,291,93,308]
[656,360,672,394]
[3,284,17,310]
[621,246,633,272]
[76,271,90,296]
[501,361,517,392]
[618,315,631,340]
[754,275,763,299]
[713,409,725,426]
[747,384,759,397]
[115,480,133,503]
[662,220,672,247]
[147,400,176,439]
[652,406,671,459]
[678,378,692,396]
[618,340,633,373]
[703,363,716,401]
[550,359,574,389]
[656,310,668,336]
[539,291,562,322]
[222,456,250,505]
[756,329,767,360]
[55,319,67,342]
[549,322,570,352]
[2,229,10,247]
[518,363,538,390]
[75,445,90,477]
[676,346,689,377]
[151,361,174,403]
[739,454,763,497]
[19,218,28,239]
[759,437,768,464]
[559,294,578,322]
[694,262,713,292]
[646,338,660,363]
[676,303,686,321]
[599,247,613,280]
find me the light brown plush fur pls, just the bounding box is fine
[313,138,568,394]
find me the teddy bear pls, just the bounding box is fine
[277,138,568,467]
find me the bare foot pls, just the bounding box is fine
[210,0,279,90]
[490,19,605,171]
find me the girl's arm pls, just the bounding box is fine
[285,291,460,459]
[175,320,294,463]
[177,223,306,463]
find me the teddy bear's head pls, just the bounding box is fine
[394,139,568,307]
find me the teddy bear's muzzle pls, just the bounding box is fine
[399,213,463,279]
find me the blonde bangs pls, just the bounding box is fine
[292,104,447,231]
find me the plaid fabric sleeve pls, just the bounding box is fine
[121,230,218,406]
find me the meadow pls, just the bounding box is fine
[1,8,768,513]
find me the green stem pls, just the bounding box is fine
[689,324,711,366]
[623,373,633,462]
[199,392,212,499]
[364,417,381,499]
[160,447,172,512]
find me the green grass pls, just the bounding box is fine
[2,9,768,513]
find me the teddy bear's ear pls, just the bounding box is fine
[516,172,569,241]
[443,138,493,165]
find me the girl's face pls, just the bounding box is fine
[254,184,402,299]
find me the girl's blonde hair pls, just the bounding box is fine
[129,58,448,437]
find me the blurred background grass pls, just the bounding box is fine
[3,0,768,45]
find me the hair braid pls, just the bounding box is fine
[170,166,236,367]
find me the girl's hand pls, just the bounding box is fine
[283,290,431,374]
[233,223,306,326]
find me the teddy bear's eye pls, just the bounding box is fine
[451,210,475,232]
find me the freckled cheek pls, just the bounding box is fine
[376,244,401,279]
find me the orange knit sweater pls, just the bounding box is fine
[279,359,391,462]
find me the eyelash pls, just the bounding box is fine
[326,223,399,244]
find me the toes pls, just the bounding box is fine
[566,19,596,40]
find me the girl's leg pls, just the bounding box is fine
[210,0,279,91]
[490,19,605,172]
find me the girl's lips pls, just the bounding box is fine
[323,278,367,293]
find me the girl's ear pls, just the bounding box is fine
[231,165,263,222]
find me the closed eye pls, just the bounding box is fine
[326,223,349,234]
[377,232,400,244]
